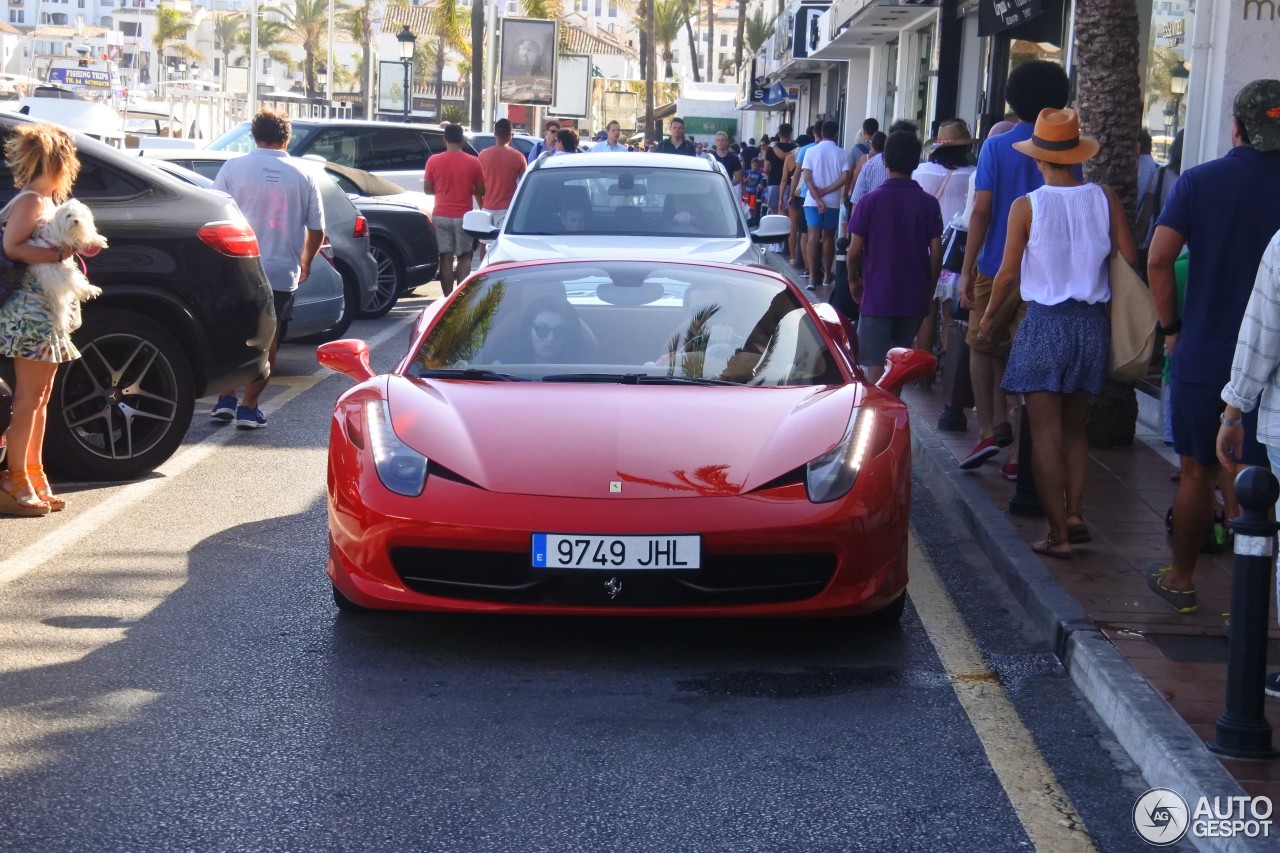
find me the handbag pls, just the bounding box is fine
[1108,251,1158,382]
[941,225,967,273]
[0,192,31,308]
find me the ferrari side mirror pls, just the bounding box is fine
[877,347,936,397]
[317,339,375,382]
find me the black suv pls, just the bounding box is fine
[0,114,274,480]
[206,119,477,192]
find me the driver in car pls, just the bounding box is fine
[561,198,589,233]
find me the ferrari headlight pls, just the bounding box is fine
[365,399,427,496]
[805,408,877,503]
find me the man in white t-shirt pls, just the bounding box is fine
[802,119,851,288]
[211,108,325,430]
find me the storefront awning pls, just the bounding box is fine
[807,0,940,56]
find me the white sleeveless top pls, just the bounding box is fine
[1020,183,1112,305]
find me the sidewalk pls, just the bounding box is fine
[902,383,1280,804]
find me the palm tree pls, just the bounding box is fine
[341,0,406,114]
[236,17,294,76]
[152,5,203,86]
[211,13,243,93]
[1075,0,1142,446]
[281,0,343,97]
[734,0,748,74]
[745,6,777,56]
[644,0,655,143]
[682,1,700,83]
[653,0,690,80]
[427,0,468,122]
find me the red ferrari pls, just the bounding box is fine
[318,259,935,621]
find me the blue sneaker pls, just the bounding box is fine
[234,406,267,430]
[210,394,237,422]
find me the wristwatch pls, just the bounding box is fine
[1221,413,1244,427]
[1156,318,1182,336]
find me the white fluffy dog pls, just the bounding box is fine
[30,199,107,335]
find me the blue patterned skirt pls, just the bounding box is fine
[1002,299,1109,396]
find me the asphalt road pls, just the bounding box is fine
[0,291,1167,851]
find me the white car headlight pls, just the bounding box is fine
[365,399,427,496]
[805,408,877,503]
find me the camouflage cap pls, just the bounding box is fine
[1234,79,1280,153]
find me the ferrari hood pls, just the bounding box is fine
[485,235,759,267]
[385,376,859,499]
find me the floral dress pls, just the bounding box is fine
[0,190,80,363]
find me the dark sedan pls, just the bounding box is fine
[0,113,274,481]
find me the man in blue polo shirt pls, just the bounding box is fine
[959,60,1071,473]
[1145,79,1280,614]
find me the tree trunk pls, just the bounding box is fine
[638,0,649,82]
[705,0,713,85]
[1075,0,1143,448]
[471,0,484,130]
[683,18,700,83]
[645,0,656,145]
[435,35,445,121]
[734,0,746,76]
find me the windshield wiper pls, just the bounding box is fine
[416,368,526,382]
[542,373,737,386]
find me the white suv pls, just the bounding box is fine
[463,153,790,269]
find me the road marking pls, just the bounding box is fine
[908,533,1097,852]
[0,315,415,586]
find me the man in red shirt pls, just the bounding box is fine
[476,118,526,265]
[424,123,485,295]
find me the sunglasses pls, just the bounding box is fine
[532,321,565,340]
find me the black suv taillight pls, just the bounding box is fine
[198,220,260,257]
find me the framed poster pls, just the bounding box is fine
[499,17,556,107]
[379,60,408,115]
[548,53,590,118]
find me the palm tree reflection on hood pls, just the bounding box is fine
[619,464,743,496]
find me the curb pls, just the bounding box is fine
[910,412,1253,853]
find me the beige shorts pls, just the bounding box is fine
[434,216,474,256]
[965,272,1025,357]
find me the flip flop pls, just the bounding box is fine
[1031,538,1072,559]
[1146,562,1198,614]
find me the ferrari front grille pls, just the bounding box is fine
[389,548,836,607]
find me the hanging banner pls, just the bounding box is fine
[499,17,557,107]
[378,60,408,115]
[548,54,590,118]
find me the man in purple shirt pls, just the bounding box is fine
[847,131,943,383]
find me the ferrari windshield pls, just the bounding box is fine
[408,262,843,387]
[505,167,744,239]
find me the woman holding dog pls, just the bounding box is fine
[0,124,83,516]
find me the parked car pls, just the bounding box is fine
[466,131,539,159]
[316,258,936,618]
[205,119,478,194]
[138,149,378,335]
[0,112,274,481]
[141,158,348,340]
[463,152,791,269]
[316,162,438,308]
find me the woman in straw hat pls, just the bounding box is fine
[977,108,1137,557]
[913,119,976,361]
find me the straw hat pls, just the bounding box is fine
[1012,108,1099,164]
[929,120,974,148]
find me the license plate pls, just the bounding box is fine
[532,534,700,570]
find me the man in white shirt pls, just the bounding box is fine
[802,119,851,288]
[211,108,324,430]
[590,120,628,153]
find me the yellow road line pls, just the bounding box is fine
[908,533,1097,852]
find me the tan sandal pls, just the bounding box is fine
[27,465,65,512]
[0,471,50,517]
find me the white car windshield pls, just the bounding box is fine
[506,167,744,240]
[409,262,842,387]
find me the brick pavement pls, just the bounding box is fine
[901,385,1280,801]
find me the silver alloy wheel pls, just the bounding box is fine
[367,243,400,313]
[60,331,181,461]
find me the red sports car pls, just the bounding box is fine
[318,259,934,621]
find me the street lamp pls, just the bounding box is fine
[396,25,416,123]
[317,63,327,100]
[1169,60,1190,142]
